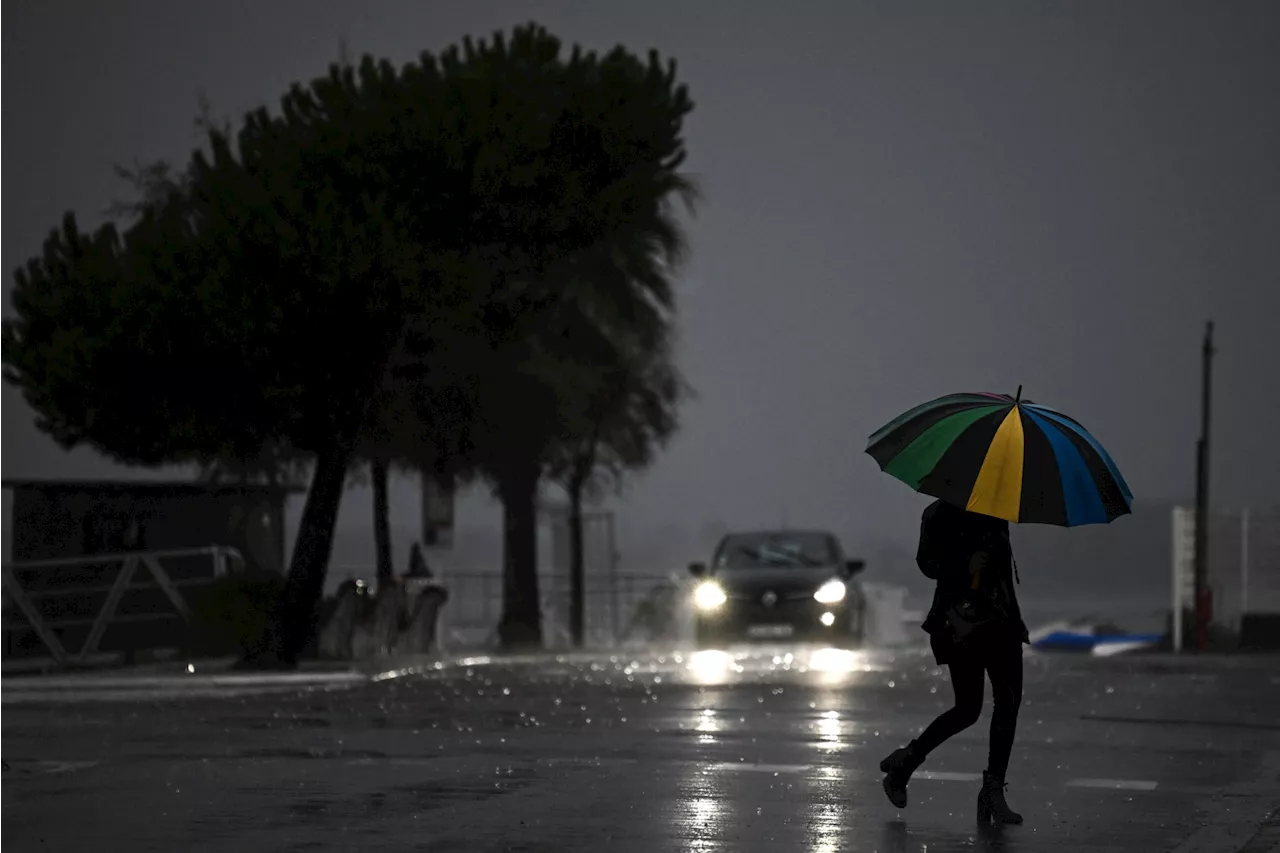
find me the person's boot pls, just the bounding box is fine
[976,771,1023,824]
[879,740,924,808]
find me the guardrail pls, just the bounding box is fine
[2,546,244,666]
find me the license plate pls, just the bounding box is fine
[747,624,795,639]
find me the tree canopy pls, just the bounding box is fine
[3,23,695,661]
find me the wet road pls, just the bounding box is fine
[4,646,1280,852]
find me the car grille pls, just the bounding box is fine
[726,586,813,602]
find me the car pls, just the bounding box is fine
[688,529,865,648]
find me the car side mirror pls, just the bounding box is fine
[844,559,865,578]
[688,561,708,578]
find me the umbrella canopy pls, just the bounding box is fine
[866,388,1132,526]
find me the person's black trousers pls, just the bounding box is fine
[915,626,1024,779]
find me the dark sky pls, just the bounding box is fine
[4,1,1278,565]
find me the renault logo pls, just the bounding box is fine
[762,590,778,607]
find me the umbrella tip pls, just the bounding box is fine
[1014,385,1022,404]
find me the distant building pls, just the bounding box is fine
[3,479,299,575]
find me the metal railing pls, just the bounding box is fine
[2,546,244,666]
[332,567,678,650]
[429,571,678,650]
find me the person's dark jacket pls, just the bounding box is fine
[916,499,1028,663]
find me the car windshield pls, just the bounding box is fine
[714,533,837,569]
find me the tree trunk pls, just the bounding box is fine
[242,445,352,669]
[497,462,543,650]
[568,475,586,648]
[372,457,393,584]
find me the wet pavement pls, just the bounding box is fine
[3,646,1279,852]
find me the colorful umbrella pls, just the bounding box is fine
[866,388,1132,526]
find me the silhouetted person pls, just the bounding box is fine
[406,543,432,579]
[880,499,1029,825]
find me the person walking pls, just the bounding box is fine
[879,498,1029,825]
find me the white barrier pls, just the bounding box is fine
[860,582,910,647]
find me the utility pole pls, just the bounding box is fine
[1192,321,1215,652]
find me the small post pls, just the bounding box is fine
[1240,508,1250,619]
[1192,321,1215,652]
[1171,512,1182,653]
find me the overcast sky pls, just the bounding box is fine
[3,1,1278,571]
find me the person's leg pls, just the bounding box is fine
[977,633,1024,824]
[881,655,984,808]
[915,656,985,755]
[984,634,1024,779]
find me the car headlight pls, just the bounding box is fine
[694,581,728,611]
[814,579,847,604]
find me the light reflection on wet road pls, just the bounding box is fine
[3,645,1279,852]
